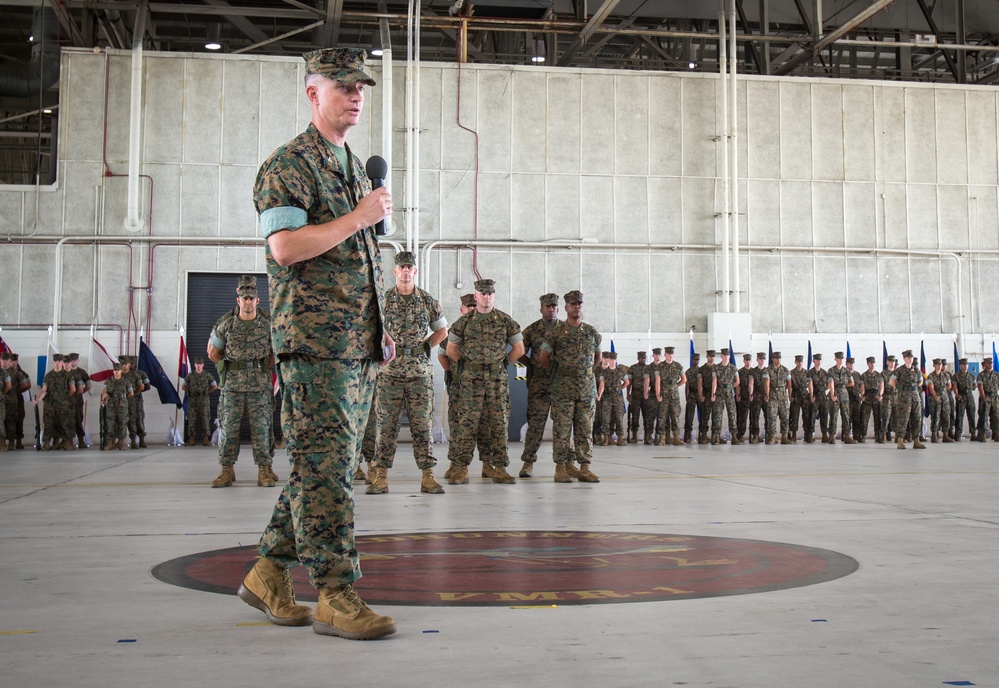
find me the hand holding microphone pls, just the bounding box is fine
[365,155,391,236]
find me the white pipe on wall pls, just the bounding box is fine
[124,0,147,232]
[730,0,741,313]
[718,1,730,314]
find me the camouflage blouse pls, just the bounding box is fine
[212,306,273,392]
[381,286,446,378]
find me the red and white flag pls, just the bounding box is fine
[88,338,118,382]
[178,333,191,379]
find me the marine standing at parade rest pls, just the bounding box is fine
[683,353,700,443]
[789,355,811,443]
[890,350,926,449]
[241,47,398,639]
[540,290,601,484]
[35,354,75,450]
[763,352,791,445]
[697,350,717,444]
[597,352,629,446]
[654,346,685,446]
[826,352,856,444]
[182,357,218,446]
[0,358,9,451]
[846,358,863,442]
[880,355,898,442]
[366,251,448,496]
[446,279,524,485]
[208,275,277,488]
[101,363,133,450]
[710,348,740,445]
[859,356,884,443]
[518,293,560,475]
[952,358,976,441]
[736,353,753,442]
[3,353,30,449]
[977,357,999,442]
[747,352,767,444]
[121,356,150,449]
[926,359,953,443]
[641,348,662,444]
[66,353,91,448]
[807,354,830,442]
[628,351,647,443]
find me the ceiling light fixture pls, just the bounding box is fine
[205,25,221,51]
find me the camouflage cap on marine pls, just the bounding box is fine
[720,347,730,355]
[67,353,79,361]
[744,353,752,360]
[605,352,617,360]
[959,358,968,364]
[866,356,876,363]
[474,279,495,294]
[887,355,897,362]
[195,357,205,365]
[636,351,647,359]
[539,293,559,307]
[902,350,914,358]
[706,349,716,357]
[394,251,416,266]
[772,351,782,359]
[460,293,476,308]
[932,358,941,365]
[984,357,993,366]
[52,354,63,362]
[563,290,583,304]
[112,362,122,371]
[757,352,766,359]
[652,347,662,355]
[237,274,257,297]
[304,48,377,86]
[0,352,9,360]
[813,353,822,360]
[846,357,855,364]
[9,353,18,361]
[692,353,700,361]
[664,346,675,354]
[834,351,844,359]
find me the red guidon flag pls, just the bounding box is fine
[88,337,118,382]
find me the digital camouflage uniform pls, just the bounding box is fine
[748,363,766,442]
[927,368,951,440]
[952,367,977,439]
[592,359,605,445]
[121,362,144,444]
[374,286,446,471]
[597,363,627,441]
[134,367,151,442]
[0,368,9,448]
[640,360,659,443]
[683,361,700,442]
[977,366,999,440]
[859,368,883,441]
[103,376,132,443]
[41,367,73,448]
[254,116,386,590]
[789,365,811,442]
[736,362,753,440]
[848,368,863,441]
[697,361,715,443]
[185,370,217,443]
[543,320,601,467]
[764,363,790,442]
[68,364,90,446]
[711,361,738,442]
[655,360,684,444]
[881,366,897,440]
[447,308,522,469]
[212,305,274,468]
[5,364,29,445]
[521,317,558,462]
[827,364,853,441]
[807,364,830,440]
[628,355,647,442]
[891,363,924,442]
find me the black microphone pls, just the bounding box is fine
[365,155,389,236]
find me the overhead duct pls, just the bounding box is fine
[0,8,60,99]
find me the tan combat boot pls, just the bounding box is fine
[897,437,906,449]
[421,468,445,494]
[617,435,627,446]
[843,436,857,444]
[313,584,396,640]
[211,465,235,488]
[655,436,666,446]
[117,438,126,451]
[491,465,516,484]
[730,436,743,446]
[930,432,939,443]
[257,465,276,487]
[365,466,389,494]
[448,463,469,485]
[102,439,113,451]
[577,463,600,483]
[519,462,534,478]
[354,464,366,482]
[564,461,582,479]
[942,432,954,443]
[202,437,211,447]
[553,462,574,483]
[480,463,495,479]
[601,434,611,446]
[444,461,456,480]
[237,557,313,626]
[266,466,279,483]
[138,436,147,448]
[781,435,792,445]
[130,435,138,450]
[185,437,195,446]
[913,437,927,449]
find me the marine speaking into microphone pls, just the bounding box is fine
[366,155,389,236]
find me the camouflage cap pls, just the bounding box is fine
[651,347,662,355]
[0,352,9,360]
[460,293,476,308]
[813,353,822,360]
[636,351,646,359]
[9,353,18,361]
[474,279,495,294]
[52,354,63,362]
[866,356,876,363]
[706,349,716,357]
[194,357,205,365]
[984,357,993,365]
[691,353,700,360]
[772,351,782,359]
[563,290,583,304]
[664,346,675,354]
[67,353,79,361]
[846,357,855,363]
[794,355,803,361]
[744,353,752,360]
[539,293,559,307]
[237,274,257,296]
[932,358,941,365]
[112,362,122,371]
[394,251,416,266]
[959,358,968,364]
[901,350,914,358]
[303,48,376,86]
[757,352,766,359]
[605,352,617,360]
[720,347,730,355]
[834,351,844,359]
[887,355,897,362]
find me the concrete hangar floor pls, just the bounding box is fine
[1,437,996,688]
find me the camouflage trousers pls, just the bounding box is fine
[258,357,375,590]
[71,395,86,442]
[447,383,491,464]
[592,398,603,443]
[766,396,789,438]
[521,377,552,462]
[374,373,436,470]
[218,389,272,467]
[828,394,851,438]
[788,398,806,435]
[105,398,129,440]
[954,395,976,436]
[3,394,18,440]
[599,392,625,438]
[361,392,377,462]
[978,396,999,439]
[849,396,862,439]
[43,401,72,443]
[880,396,895,438]
[893,391,922,440]
[628,393,645,433]
[683,397,698,435]
[809,397,829,437]
[712,393,737,437]
[860,398,881,439]
[930,396,953,435]
[188,396,212,441]
[0,397,5,442]
[127,398,145,439]
[655,389,681,440]
[793,400,814,440]
[551,392,595,465]
[749,398,765,438]
[447,374,510,468]
[699,398,713,435]
[736,398,751,438]
[641,397,658,439]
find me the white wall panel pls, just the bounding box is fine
[879,258,913,333]
[179,165,220,236]
[647,177,682,244]
[581,73,615,175]
[183,58,223,165]
[874,86,906,184]
[613,176,648,243]
[143,57,185,164]
[61,53,106,164]
[614,74,650,177]
[781,256,815,331]
[904,88,937,184]
[935,90,968,185]
[967,91,998,186]
[650,252,686,331]
[812,182,845,247]
[221,60,260,166]
[906,184,939,249]
[615,253,652,332]
[746,80,780,180]
[843,182,876,249]
[219,165,259,237]
[545,174,580,240]
[546,73,581,175]
[779,81,811,180]
[649,76,682,177]
[477,172,512,240]
[749,254,782,333]
[779,180,812,246]
[680,78,716,179]
[746,179,779,246]
[511,173,546,242]
[814,257,847,331]
[842,84,875,182]
[511,71,547,175]
[478,71,513,175]
[811,84,844,181]
[845,255,879,333]
[580,175,614,243]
